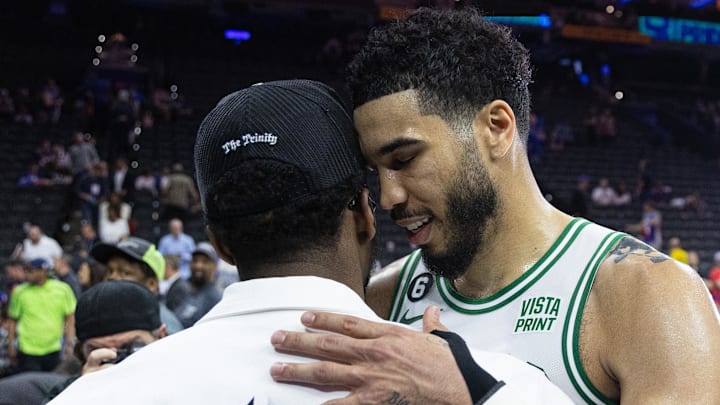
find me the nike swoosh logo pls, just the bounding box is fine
[398,309,424,325]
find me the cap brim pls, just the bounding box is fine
[91,242,145,266]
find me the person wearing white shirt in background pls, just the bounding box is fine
[18,225,63,265]
[98,205,130,243]
[591,178,617,207]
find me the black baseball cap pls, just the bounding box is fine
[91,237,165,281]
[76,280,161,341]
[194,79,365,219]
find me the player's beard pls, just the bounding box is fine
[422,143,499,281]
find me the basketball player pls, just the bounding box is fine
[50,80,571,404]
[269,8,720,403]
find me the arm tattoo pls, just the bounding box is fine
[385,391,410,405]
[609,237,668,264]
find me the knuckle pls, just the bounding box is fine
[341,317,359,334]
[311,364,333,384]
[317,335,339,353]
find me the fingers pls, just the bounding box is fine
[85,348,117,368]
[300,311,407,339]
[271,330,365,363]
[422,305,448,333]
[270,361,362,388]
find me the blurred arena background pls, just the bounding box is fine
[0,0,719,274]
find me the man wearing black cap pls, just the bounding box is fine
[12,280,166,404]
[173,241,221,328]
[90,236,183,334]
[7,258,76,373]
[48,80,571,404]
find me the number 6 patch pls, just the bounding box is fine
[407,272,433,302]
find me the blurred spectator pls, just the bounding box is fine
[76,259,107,293]
[91,237,183,334]
[110,158,134,199]
[53,255,82,299]
[0,88,15,122]
[667,237,688,265]
[74,223,99,258]
[18,225,63,265]
[7,259,76,373]
[17,163,53,188]
[73,90,96,132]
[134,169,157,196]
[39,78,63,125]
[158,165,171,191]
[158,219,195,279]
[669,191,705,214]
[74,162,108,225]
[569,175,590,217]
[613,182,632,207]
[626,201,663,250]
[174,242,221,328]
[0,312,14,377]
[99,192,132,224]
[36,140,54,171]
[98,204,130,243]
[214,258,239,297]
[68,131,100,176]
[708,252,720,308]
[160,163,200,222]
[687,251,701,274]
[100,32,132,67]
[50,143,73,180]
[159,254,191,312]
[107,90,135,163]
[591,178,617,207]
[1,260,26,299]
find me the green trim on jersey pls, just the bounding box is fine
[562,231,625,405]
[436,218,589,314]
[390,250,423,322]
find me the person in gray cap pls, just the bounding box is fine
[173,242,221,328]
[49,80,571,404]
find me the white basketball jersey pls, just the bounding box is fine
[389,218,625,404]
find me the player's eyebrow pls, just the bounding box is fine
[377,138,422,157]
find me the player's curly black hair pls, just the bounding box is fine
[347,7,533,142]
[205,160,364,268]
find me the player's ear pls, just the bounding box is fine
[353,188,376,243]
[207,226,235,265]
[473,99,515,160]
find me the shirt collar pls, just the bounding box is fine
[197,276,374,324]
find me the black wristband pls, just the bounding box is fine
[430,330,506,404]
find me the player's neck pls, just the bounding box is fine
[453,184,572,299]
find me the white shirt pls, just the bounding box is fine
[50,276,571,404]
[21,235,63,264]
[98,218,130,243]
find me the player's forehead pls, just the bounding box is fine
[354,90,449,158]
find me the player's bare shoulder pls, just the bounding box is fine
[366,255,410,319]
[586,235,720,402]
[591,235,708,313]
